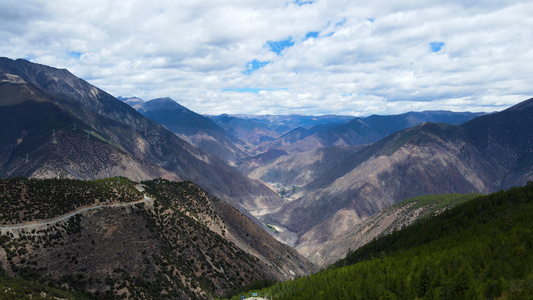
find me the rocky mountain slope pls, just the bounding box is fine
[0,57,283,211]
[237,111,485,190]
[125,97,250,166]
[0,73,178,182]
[238,146,365,190]
[262,98,533,260]
[0,177,315,299]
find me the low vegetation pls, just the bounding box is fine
[0,177,142,224]
[0,269,88,299]
[0,177,275,299]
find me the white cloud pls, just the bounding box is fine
[1,0,532,115]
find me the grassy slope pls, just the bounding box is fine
[228,183,533,300]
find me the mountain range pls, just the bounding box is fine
[217,111,484,156]
[118,88,532,266]
[0,57,282,212]
[261,98,533,260]
[0,57,318,297]
[209,113,355,147]
[119,94,486,165]
[2,57,533,299]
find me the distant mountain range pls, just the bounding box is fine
[119,94,487,164]
[249,110,486,155]
[121,95,486,163]
[209,113,355,147]
[261,97,533,259]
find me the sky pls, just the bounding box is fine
[1,0,533,116]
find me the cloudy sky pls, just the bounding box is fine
[1,0,532,116]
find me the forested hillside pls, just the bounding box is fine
[227,182,533,299]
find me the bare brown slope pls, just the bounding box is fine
[461,97,533,189]
[263,123,500,248]
[238,146,366,188]
[0,81,178,182]
[212,200,317,279]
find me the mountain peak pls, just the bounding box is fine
[142,97,186,112]
[118,96,145,109]
[151,97,174,102]
[504,97,533,112]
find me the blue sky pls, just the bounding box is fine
[267,37,295,55]
[429,42,445,53]
[1,0,532,116]
[243,59,271,75]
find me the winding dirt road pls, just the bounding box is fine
[0,186,153,231]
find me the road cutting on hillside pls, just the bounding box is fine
[0,185,153,231]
